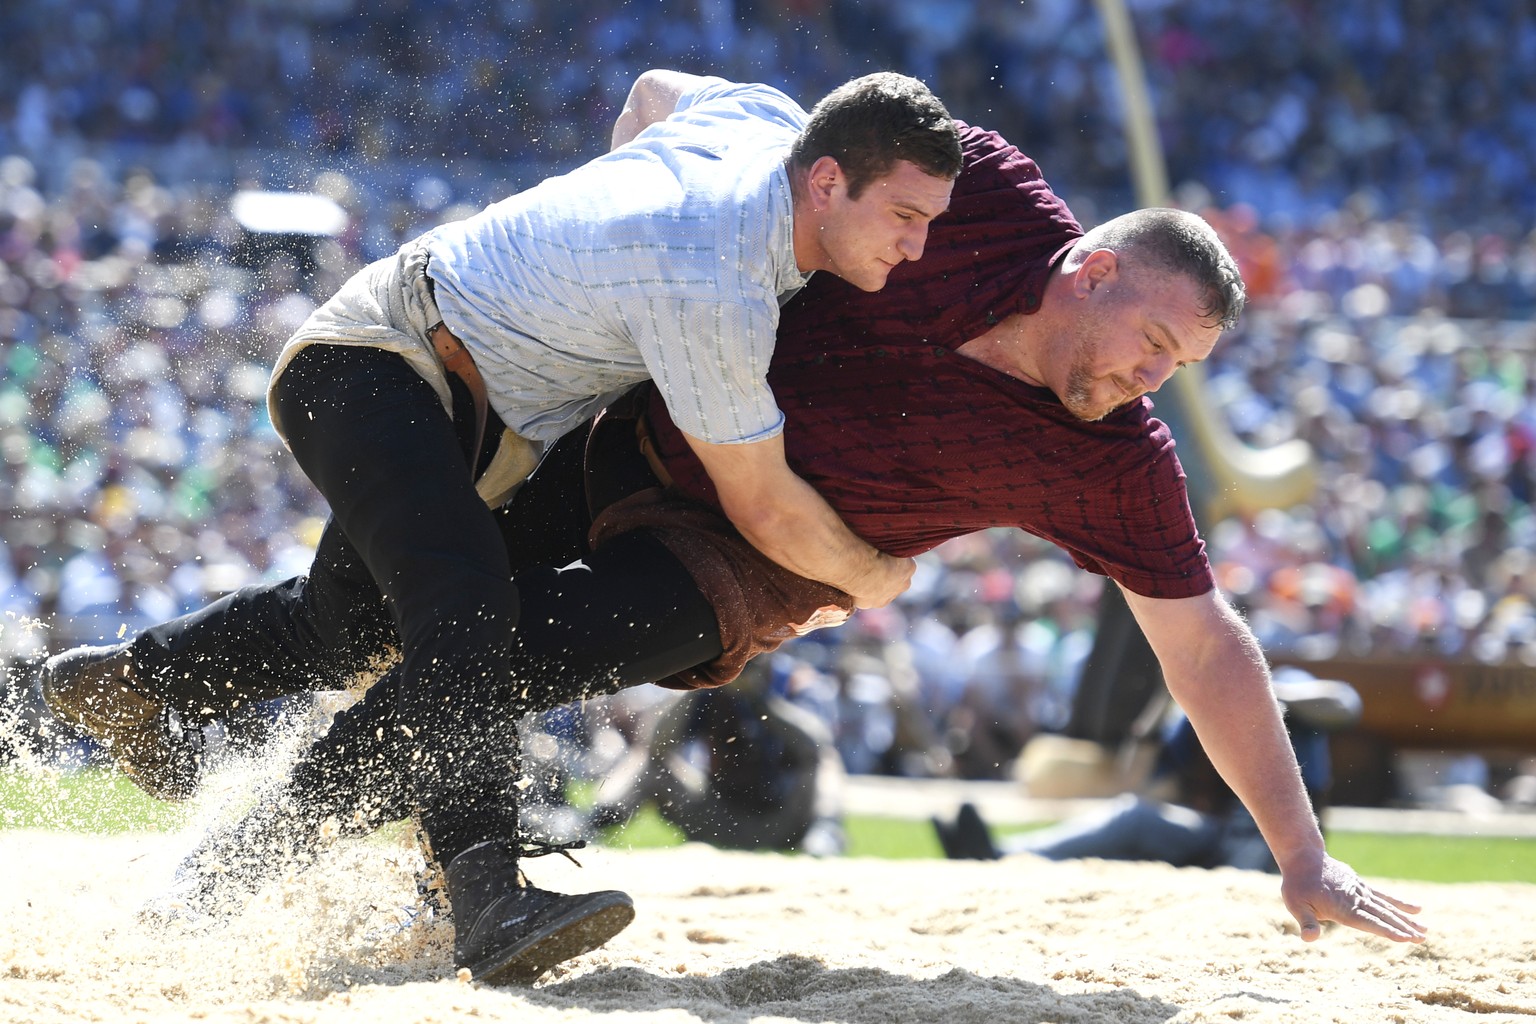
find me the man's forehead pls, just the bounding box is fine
[871,161,953,213]
[1147,273,1221,333]
[1148,314,1218,360]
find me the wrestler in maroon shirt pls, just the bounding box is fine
[645,123,1209,596]
[594,123,1214,696]
[590,120,1425,948]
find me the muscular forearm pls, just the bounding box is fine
[1126,586,1426,944]
[1166,628,1325,872]
[1124,588,1323,869]
[721,471,911,608]
[683,430,912,608]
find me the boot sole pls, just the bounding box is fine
[39,647,203,802]
[469,892,636,986]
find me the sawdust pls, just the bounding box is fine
[0,817,1529,1024]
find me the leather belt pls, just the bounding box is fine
[633,409,674,488]
[427,320,489,474]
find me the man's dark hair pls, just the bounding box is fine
[789,72,962,198]
[1085,207,1247,331]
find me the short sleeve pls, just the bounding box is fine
[616,295,785,445]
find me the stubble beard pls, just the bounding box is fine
[1062,347,1115,422]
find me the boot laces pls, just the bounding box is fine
[510,834,587,887]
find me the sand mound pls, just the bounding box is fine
[0,823,1530,1024]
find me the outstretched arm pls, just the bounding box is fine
[1121,585,1427,944]
[611,68,713,149]
[682,430,914,609]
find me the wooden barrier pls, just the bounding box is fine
[1268,654,1536,753]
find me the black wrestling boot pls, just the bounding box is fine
[444,840,635,985]
[40,643,204,801]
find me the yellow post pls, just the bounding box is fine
[1091,0,1316,522]
[1092,0,1169,208]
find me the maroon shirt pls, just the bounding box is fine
[645,123,1214,600]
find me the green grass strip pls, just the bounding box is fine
[4,769,1531,884]
[0,767,191,833]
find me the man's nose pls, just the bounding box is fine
[1139,354,1179,391]
[898,223,928,262]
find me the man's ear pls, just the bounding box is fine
[804,155,844,211]
[1073,247,1120,298]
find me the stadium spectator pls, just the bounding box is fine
[4,1,1536,801]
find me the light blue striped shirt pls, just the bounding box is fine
[424,77,810,445]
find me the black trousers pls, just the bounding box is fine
[131,344,721,860]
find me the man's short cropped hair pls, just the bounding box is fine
[1084,207,1248,331]
[790,72,962,198]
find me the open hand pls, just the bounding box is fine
[1282,854,1427,943]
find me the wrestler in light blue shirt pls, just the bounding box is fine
[424,77,811,446]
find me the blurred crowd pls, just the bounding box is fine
[4,0,1536,789]
[5,0,1536,240]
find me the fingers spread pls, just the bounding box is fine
[1376,888,1424,916]
[1337,886,1429,943]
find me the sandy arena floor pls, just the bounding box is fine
[1,822,1532,1024]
